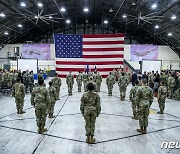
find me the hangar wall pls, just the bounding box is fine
[0,44,179,71]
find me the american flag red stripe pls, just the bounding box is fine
[55,34,124,77]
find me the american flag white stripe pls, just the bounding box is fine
[56,65,124,69]
[56,58,124,62]
[84,51,124,55]
[83,37,124,41]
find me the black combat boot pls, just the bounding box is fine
[137,127,144,134]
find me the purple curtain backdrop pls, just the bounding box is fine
[130,45,158,61]
[22,44,51,60]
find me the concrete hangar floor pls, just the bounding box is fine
[0,78,179,154]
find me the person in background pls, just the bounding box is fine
[106,72,115,96]
[51,73,61,100]
[129,80,139,120]
[80,82,101,144]
[136,79,153,134]
[47,81,57,118]
[66,71,74,95]
[12,78,25,114]
[157,81,167,114]
[132,72,137,86]
[31,79,50,134]
[153,73,160,96]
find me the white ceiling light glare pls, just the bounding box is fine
[171,15,176,20]
[61,7,66,12]
[37,2,43,7]
[4,31,9,35]
[104,20,108,24]
[168,32,172,36]
[152,3,157,9]
[0,13,5,17]
[35,15,38,19]
[122,14,127,18]
[66,19,70,24]
[49,16,52,19]
[20,2,26,7]
[18,24,23,28]
[109,8,113,13]
[84,7,89,12]
[155,25,159,29]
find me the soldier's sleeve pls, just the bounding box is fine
[96,94,101,117]
[46,89,51,107]
[54,88,57,101]
[59,78,62,86]
[31,90,35,106]
[113,76,115,84]
[158,86,161,99]
[129,88,133,102]
[118,77,120,86]
[135,88,140,108]
[149,88,154,106]
[12,85,15,97]
[80,95,85,115]
[66,76,68,84]
[106,77,108,84]
[76,75,78,82]
[22,84,25,98]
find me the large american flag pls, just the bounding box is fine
[54,34,124,78]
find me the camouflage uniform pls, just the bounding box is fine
[28,73,34,93]
[129,85,139,119]
[157,85,167,113]
[31,85,50,133]
[51,76,61,99]
[136,85,153,133]
[112,69,117,79]
[118,75,129,100]
[148,74,155,88]
[66,73,74,95]
[83,73,89,90]
[174,88,180,101]
[23,72,29,93]
[86,77,97,92]
[95,73,102,92]
[47,85,57,117]
[12,82,25,114]
[80,90,101,143]
[106,74,115,96]
[38,72,44,80]
[76,73,83,92]
[167,76,175,98]
[12,72,18,85]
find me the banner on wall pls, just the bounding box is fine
[22,44,51,60]
[130,45,158,61]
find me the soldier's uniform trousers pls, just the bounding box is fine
[139,104,149,128]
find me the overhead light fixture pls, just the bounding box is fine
[20,2,26,7]
[49,16,52,19]
[109,8,113,13]
[171,15,176,20]
[37,2,43,7]
[18,24,23,28]
[35,15,38,19]
[0,13,5,17]
[122,14,127,18]
[104,20,108,24]
[168,32,172,36]
[131,2,136,6]
[155,25,159,29]
[61,7,66,12]
[84,7,89,12]
[66,19,70,24]
[4,31,9,35]
[152,4,157,9]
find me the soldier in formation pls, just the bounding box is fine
[23,70,29,93]
[118,72,129,101]
[83,72,89,90]
[167,74,175,99]
[51,73,61,99]
[28,71,34,93]
[80,82,101,144]
[66,71,74,95]
[136,79,153,134]
[47,81,57,118]
[106,72,115,96]
[157,81,167,114]
[95,72,102,92]
[76,71,83,92]
[129,80,139,120]
[31,79,50,134]
[12,78,26,114]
